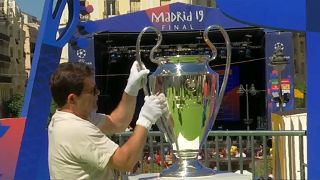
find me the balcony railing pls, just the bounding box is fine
[0,53,11,63]
[112,130,307,180]
[0,32,9,41]
[0,53,10,63]
[0,74,12,83]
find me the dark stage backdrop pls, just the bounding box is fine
[93,28,266,130]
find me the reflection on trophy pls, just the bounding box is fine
[136,25,231,178]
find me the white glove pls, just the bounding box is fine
[136,93,167,130]
[124,61,150,96]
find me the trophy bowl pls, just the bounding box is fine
[136,25,231,178]
[149,55,219,177]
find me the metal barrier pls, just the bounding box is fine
[112,130,307,180]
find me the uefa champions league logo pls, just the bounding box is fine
[76,49,87,59]
[76,48,92,65]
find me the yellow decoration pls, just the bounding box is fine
[294,89,304,99]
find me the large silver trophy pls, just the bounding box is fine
[136,25,231,178]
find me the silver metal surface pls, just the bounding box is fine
[136,26,170,135]
[127,172,252,180]
[146,25,232,178]
[135,26,163,96]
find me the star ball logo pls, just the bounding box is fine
[76,48,92,65]
[76,49,87,59]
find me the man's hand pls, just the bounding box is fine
[136,93,167,130]
[124,61,150,96]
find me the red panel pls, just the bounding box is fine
[0,118,26,180]
[146,4,171,28]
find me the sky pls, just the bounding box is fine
[16,0,45,20]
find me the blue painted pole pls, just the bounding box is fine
[15,0,79,179]
[306,0,320,178]
[306,32,320,180]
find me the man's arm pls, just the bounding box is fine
[108,125,147,171]
[108,94,165,171]
[100,92,136,134]
[99,61,149,134]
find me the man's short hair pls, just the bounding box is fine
[50,62,94,107]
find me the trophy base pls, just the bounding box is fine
[160,158,215,178]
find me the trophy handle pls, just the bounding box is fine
[136,27,176,144]
[135,26,163,95]
[203,25,232,126]
[136,26,163,66]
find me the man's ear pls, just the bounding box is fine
[67,93,77,105]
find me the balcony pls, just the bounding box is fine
[0,53,10,63]
[0,32,9,41]
[0,12,7,23]
[0,74,12,83]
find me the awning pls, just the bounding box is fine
[85,2,250,33]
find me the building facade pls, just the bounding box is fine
[0,0,26,117]
[21,12,39,77]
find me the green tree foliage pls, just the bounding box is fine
[4,94,24,117]
[4,94,58,118]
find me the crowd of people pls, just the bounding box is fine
[193,144,271,160]
[125,142,272,175]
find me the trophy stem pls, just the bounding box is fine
[160,150,215,178]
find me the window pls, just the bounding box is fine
[160,0,170,6]
[207,0,216,7]
[30,42,36,53]
[130,0,140,13]
[106,0,116,16]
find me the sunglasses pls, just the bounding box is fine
[82,85,100,96]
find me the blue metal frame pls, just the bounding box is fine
[0,122,9,138]
[15,0,79,179]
